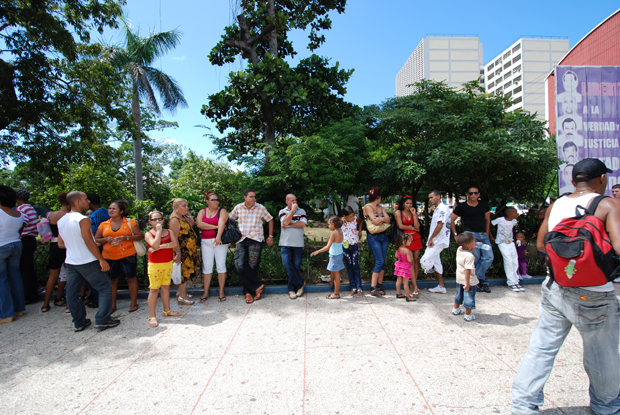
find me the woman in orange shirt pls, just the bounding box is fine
[95,200,142,313]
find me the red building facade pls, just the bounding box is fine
[546,9,620,134]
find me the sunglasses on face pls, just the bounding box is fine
[151,218,164,221]
[469,192,479,195]
[209,199,219,202]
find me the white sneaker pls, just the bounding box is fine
[464,314,476,321]
[428,285,447,294]
[522,274,533,279]
[614,276,620,283]
[288,291,297,300]
[508,285,520,292]
[516,284,525,292]
[452,307,464,315]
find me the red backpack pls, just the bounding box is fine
[544,195,620,287]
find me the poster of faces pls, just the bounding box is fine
[556,66,620,196]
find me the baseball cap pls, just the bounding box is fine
[572,158,613,183]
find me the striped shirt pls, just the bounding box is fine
[16,204,38,237]
[230,202,273,242]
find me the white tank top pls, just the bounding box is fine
[0,209,23,247]
[57,212,97,265]
[547,193,613,291]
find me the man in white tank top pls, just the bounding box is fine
[58,191,119,332]
[511,159,620,414]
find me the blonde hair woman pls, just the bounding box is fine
[168,198,198,305]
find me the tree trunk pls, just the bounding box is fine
[132,87,144,200]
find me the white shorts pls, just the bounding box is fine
[201,239,229,274]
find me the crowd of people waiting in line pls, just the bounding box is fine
[3,158,620,414]
[1,183,545,329]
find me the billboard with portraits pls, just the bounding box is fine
[555,66,620,196]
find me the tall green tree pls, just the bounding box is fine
[1,1,126,170]
[367,79,559,202]
[105,19,188,199]
[202,0,355,163]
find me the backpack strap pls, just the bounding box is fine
[586,195,608,215]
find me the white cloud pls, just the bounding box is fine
[172,56,186,61]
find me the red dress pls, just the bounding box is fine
[401,211,423,251]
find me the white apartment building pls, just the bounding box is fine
[484,37,569,117]
[396,36,484,97]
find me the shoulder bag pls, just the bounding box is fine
[129,218,147,257]
[218,208,242,244]
[363,204,391,234]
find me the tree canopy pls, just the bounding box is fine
[366,79,559,202]
[202,0,355,162]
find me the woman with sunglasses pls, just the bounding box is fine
[196,192,229,302]
[144,211,180,328]
[450,187,494,293]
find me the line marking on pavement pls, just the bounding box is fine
[364,295,435,415]
[303,293,308,415]
[420,291,568,414]
[189,302,253,415]
[76,303,196,414]
[0,312,67,348]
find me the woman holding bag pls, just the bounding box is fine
[196,191,229,303]
[363,187,391,296]
[95,200,141,313]
[168,198,198,305]
[144,210,180,328]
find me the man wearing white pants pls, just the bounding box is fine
[492,210,523,292]
[421,191,451,294]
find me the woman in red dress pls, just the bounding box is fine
[395,195,422,297]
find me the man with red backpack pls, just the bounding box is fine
[511,159,620,414]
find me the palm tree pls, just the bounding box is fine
[106,19,188,199]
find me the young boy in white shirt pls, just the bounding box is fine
[453,233,478,321]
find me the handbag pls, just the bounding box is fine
[129,219,147,257]
[171,262,182,285]
[363,205,391,234]
[218,208,242,244]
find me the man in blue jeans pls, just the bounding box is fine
[511,158,620,414]
[451,186,494,293]
[58,191,119,332]
[279,194,307,300]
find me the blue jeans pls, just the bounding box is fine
[454,283,476,309]
[466,232,493,284]
[234,238,264,295]
[343,244,362,290]
[0,241,25,319]
[367,232,388,274]
[281,246,304,292]
[66,261,113,327]
[511,282,620,415]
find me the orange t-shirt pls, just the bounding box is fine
[98,218,138,260]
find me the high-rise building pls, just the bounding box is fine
[396,36,484,97]
[484,37,569,118]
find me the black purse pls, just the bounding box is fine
[218,208,242,244]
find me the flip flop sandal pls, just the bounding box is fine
[53,298,66,307]
[218,296,226,302]
[149,317,159,328]
[128,304,139,312]
[396,293,406,298]
[245,293,254,304]
[162,310,181,317]
[65,307,71,313]
[199,296,209,303]
[406,296,416,302]
[41,305,51,313]
[326,294,341,299]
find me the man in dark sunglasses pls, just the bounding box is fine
[450,186,494,293]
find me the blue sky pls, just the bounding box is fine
[113,0,620,163]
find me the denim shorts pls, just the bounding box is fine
[107,254,137,280]
[327,254,345,272]
[455,283,476,309]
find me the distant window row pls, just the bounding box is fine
[503,50,511,60]
[512,43,521,53]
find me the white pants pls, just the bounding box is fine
[201,239,229,274]
[498,242,519,286]
[420,244,447,275]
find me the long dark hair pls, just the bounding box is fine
[397,195,415,212]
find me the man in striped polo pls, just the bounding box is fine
[15,189,39,304]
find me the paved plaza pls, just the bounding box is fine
[0,281,609,415]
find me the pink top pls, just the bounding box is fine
[201,208,219,239]
[394,251,412,279]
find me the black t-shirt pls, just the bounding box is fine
[453,200,490,232]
